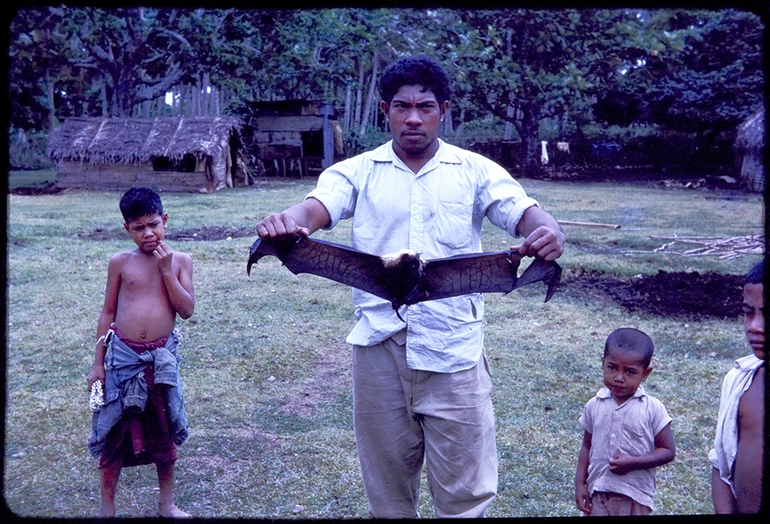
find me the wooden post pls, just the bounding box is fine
[321,103,334,169]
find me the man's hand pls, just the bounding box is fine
[256,211,310,239]
[512,225,565,261]
[256,198,331,240]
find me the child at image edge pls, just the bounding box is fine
[575,328,676,516]
[709,259,764,514]
[86,187,195,518]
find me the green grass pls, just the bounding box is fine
[8,170,57,189]
[4,179,764,518]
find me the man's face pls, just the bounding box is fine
[380,85,448,162]
[743,282,765,360]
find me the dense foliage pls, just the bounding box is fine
[8,7,765,171]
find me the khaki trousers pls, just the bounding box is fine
[352,337,497,518]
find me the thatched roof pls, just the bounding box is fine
[735,109,764,153]
[48,116,241,164]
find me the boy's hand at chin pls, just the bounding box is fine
[154,241,174,275]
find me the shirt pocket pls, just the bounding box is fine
[620,421,650,456]
[433,185,474,250]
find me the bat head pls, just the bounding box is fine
[380,249,429,314]
[381,249,423,272]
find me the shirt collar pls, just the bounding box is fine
[372,139,462,167]
[597,385,647,401]
[734,353,764,371]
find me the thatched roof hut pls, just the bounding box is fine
[48,116,243,192]
[734,109,764,192]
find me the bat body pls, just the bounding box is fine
[247,235,561,318]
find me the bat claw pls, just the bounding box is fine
[247,234,303,276]
[516,258,562,302]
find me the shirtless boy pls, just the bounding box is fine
[86,187,194,518]
[709,259,764,514]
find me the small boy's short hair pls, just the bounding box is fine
[120,187,163,223]
[745,259,764,285]
[605,327,655,368]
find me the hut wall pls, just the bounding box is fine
[741,153,765,192]
[56,160,210,192]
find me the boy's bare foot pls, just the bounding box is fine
[159,503,192,518]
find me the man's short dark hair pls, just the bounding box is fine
[119,187,163,223]
[379,56,452,105]
[604,327,655,368]
[745,259,764,285]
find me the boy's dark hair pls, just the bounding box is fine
[604,328,655,368]
[379,55,452,105]
[745,259,764,285]
[119,187,163,223]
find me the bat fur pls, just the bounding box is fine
[247,235,561,319]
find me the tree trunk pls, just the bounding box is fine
[344,83,352,132]
[504,99,516,141]
[519,108,539,177]
[360,52,379,136]
[202,72,210,116]
[45,69,56,132]
[454,107,466,142]
[354,62,364,133]
[101,83,109,117]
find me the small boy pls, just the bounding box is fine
[709,259,764,514]
[86,187,195,518]
[575,328,676,516]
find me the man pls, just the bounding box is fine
[256,56,565,518]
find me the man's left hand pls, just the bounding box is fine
[513,226,565,261]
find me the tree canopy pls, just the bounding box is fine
[8,6,765,169]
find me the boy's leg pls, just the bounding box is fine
[157,461,191,518]
[419,352,497,517]
[352,339,425,518]
[99,462,122,517]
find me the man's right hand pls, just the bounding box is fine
[255,198,331,240]
[256,211,310,239]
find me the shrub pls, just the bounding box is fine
[8,129,56,170]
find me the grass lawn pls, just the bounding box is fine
[4,178,764,518]
[8,170,57,189]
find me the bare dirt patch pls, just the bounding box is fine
[281,346,352,419]
[79,225,255,241]
[560,267,744,319]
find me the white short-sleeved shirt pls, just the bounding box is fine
[708,353,764,497]
[579,385,672,510]
[307,139,538,372]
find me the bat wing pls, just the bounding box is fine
[419,251,561,303]
[247,235,392,301]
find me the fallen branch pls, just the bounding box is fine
[625,234,765,259]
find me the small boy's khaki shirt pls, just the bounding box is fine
[579,385,672,510]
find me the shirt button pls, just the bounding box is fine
[611,433,616,438]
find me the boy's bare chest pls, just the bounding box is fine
[120,257,169,296]
[738,366,765,435]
